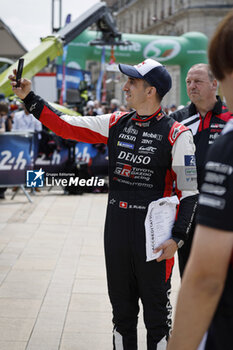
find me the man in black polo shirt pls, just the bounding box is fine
[170,63,233,276]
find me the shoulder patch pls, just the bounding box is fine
[109,111,127,128]
[168,121,188,145]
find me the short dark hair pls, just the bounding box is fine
[208,10,233,80]
[0,102,8,114]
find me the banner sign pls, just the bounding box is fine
[75,142,99,164]
[56,65,91,90]
[96,47,106,102]
[0,133,108,186]
[34,147,69,173]
[0,132,34,185]
[56,30,208,105]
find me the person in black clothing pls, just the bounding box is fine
[9,58,198,350]
[0,102,10,199]
[170,63,233,276]
[168,10,233,350]
[0,102,8,133]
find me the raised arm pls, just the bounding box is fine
[9,71,111,144]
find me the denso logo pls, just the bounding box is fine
[118,151,151,164]
[119,133,136,141]
[142,132,163,141]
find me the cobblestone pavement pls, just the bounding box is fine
[0,188,180,350]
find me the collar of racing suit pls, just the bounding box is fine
[132,106,166,123]
[189,95,223,116]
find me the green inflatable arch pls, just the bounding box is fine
[58,30,208,105]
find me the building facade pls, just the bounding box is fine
[102,0,233,106]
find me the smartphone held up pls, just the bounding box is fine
[15,58,24,87]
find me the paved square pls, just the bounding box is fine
[0,188,180,350]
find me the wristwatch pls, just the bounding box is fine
[172,237,184,249]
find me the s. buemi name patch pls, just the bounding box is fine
[117,141,134,149]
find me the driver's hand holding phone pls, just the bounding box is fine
[9,58,32,100]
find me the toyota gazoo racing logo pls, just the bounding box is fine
[114,163,132,178]
[143,39,181,62]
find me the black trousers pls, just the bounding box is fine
[104,202,174,350]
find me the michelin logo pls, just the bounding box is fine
[117,141,134,149]
[27,168,45,187]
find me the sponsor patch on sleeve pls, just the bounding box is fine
[184,155,196,167]
[168,121,188,145]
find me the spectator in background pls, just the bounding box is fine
[110,98,120,112]
[167,10,233,350]
[5,112,14,131]
[168,103,177,114]
[94,99,103,115]
[101,104,111,114]
[84,100,97,116]
[170,63,233,277]
[0,100,15,132]
[12,103,42,193]
[0,102,11,199]
[163,105,169,115]
[12,104,42,132]
[86,106,97,116]
[0,102,8,133]
[5,102,17,131]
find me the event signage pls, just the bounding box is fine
[56,30,208,104]
[0,133,107,186]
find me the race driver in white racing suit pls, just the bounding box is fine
[9,59,198,350]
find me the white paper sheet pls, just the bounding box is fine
[145,196,179,262]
